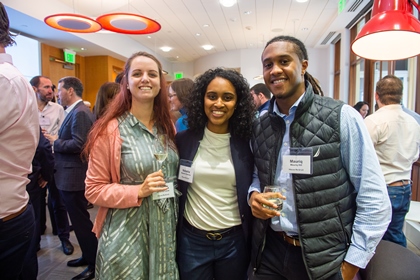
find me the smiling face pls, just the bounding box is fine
[262,41,307,113]
[128,55,161,104]
[204,77,237,134]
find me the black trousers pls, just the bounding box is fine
[248,228,343,280]
[47,176,70,240]
[59,190,97,266]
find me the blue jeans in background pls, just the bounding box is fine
[382,184,411,247]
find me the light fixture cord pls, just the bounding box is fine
[409,0,420,12]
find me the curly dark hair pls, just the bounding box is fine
[185,68,256,139]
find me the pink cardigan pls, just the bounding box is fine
[85,119,143,237]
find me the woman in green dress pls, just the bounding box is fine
[83,51,179,280]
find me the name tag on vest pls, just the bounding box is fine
[282,148,313,174]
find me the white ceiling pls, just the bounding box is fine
[3,0,371,64]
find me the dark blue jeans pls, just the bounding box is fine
[0,204,35,280]
[178,224,248,280]
[382,184,411,247]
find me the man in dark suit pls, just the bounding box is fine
[54,76,97,280]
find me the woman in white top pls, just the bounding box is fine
[175,68,256,280]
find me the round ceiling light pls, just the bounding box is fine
[96,13,161,34]
[220,0,237,8]
[202,45,214,50]
[44,14,102,33]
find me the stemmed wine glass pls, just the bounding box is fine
[153,134,168,176]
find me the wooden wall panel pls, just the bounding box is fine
[84,56,109,106]
[40,43,86,88]
[41,43,125,109]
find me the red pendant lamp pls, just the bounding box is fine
[44,13,102,33]
[351,0,420,61]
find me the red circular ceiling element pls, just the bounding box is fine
[96,13,161,35]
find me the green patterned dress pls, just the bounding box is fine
[95,113,180,280]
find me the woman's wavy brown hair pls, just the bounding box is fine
[83,51,175,159]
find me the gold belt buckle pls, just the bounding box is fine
[206,232,223,241]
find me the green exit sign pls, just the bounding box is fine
[63,49,76,64]
[174,72,184,80]
[338,0,346,14]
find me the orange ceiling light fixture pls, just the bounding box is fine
[351,0,420,61]
[96,13,161,34]
[44,13,102,33]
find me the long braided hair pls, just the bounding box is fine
[264,36,323,96]
[0,3,15,48]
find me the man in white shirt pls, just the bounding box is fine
[0,3,39,278]
[30,75,73,255]
[365,75,420,247]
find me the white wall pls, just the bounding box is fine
[169,61,194,80]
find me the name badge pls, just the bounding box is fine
[178,159,193,183]
[282,148,313,174]
[152,181,175,200]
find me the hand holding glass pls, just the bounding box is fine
[263,185,286,216]
[153,134,168,174]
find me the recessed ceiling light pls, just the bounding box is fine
[220,0,237,7]
[160,46,172,52]
[147,35,152,39]
[202,45,213,50]
[80,47,86,51]
[253,75,263,80]
[244,11,252,15]
[203,24,209,28]
[296,0,308,2]
[196,33,201,36]
[176,56,179,58]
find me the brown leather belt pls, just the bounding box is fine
[388,180,411,187]
[276,231,301,246]
[1,205,27,222]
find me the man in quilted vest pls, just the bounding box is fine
[247,35,391,280]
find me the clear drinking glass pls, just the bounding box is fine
[153,134,168,175]
[263,185,286,216]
